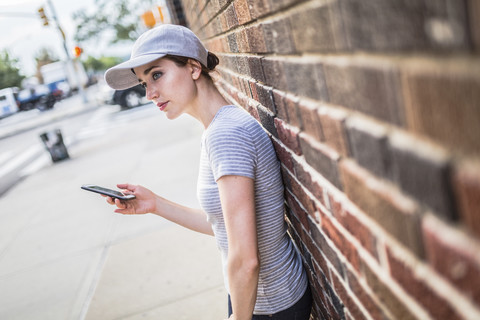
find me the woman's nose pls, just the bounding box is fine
[145,86,157,100]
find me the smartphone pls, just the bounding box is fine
[81,184,136,200]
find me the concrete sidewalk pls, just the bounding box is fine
[0,103,227,319]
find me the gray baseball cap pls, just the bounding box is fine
[105,24,208,90]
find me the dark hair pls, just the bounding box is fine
[164,52,219,80]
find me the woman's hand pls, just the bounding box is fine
[105,183,157,215]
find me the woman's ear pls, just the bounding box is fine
[188,59,202,80]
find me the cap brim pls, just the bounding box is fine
[104,53,167,90]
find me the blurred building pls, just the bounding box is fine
[170,1,480,319]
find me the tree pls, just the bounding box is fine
[35,48,59,84]
[83,55,123,72]
[73,0,155,44]
[0,50,25,89]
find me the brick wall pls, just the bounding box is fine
[177,1,480,319]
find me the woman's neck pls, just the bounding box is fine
[186,77,230,129]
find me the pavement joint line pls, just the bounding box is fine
[113,284,227,319]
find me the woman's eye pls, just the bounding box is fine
[152,72,163,80]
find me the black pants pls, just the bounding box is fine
[228,285,312,320]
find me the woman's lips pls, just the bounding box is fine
[156,101,168,111]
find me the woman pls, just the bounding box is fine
[104,24,312,320]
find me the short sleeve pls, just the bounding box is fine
[204,124,256,181]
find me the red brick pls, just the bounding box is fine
[329,194,378,260]
[286,191,309,232]
[402,63,480,157]
[386,247,463,320]
[324,60,405,126]
[246,0,270,19]
[320,208,360,272]
[297,99,324,142]
[308,216,344,277]
[292,157,325,207]
[245,24,267,53]
[289,173,317,220]
[233,0,251,25]
[235,28,250,53]
[272,89,287,121]
[274,118,302,156]
[470,0,480,51]
[346,268,387,320]
[363,261,418,320]
[340,159,424,258]
[452,161,480,237]
[224,3,238,29]
[284,93,301,129]
[273,139,294,173]
[318,106,350,157]
[423,215,480,305]
[331,272,368,320]
[299,133,343,190]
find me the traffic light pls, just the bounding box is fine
[142,11,156,28]
[38,7,49,26]
[73,46,83,58]
[141,6,165,28]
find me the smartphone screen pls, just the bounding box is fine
[81,184,136,200]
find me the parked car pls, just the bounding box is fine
[0,87,20,119]
[99,83,147,109]
[17,85,57,111]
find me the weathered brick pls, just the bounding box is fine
[286,191,310,233]
[246,0,270,20]
[386,246,463,320]
[470,0,480,50]
[289,1,344,52]
[319,106,349,157]
[245,24,267,53]
[324,60,405,126]
[297,99,323,142]
[389,132,456,220]
[402,61,480,157]
[283,60,329,101]
[340,0,470,51]
[362,261,418,320]
[262,19,295,54]
[224,4,238,29]
[308,215,345,278]
[235,28,250,53]
[331,272,368,320]
[261,57,288,91]
[247,56,265,83]
[272,89,288,121]
[345,116,391,180]
[340,159,424,257]
[256,105,277,137]
[423,215,480,305]
[299,133,343,190]
[274,118,301,156]
[273,139,294,173]
[233,0,251,25]
[255,83,275,113]
[227,32,238,52]
[284,93,302,129]
[346,268,388,320]
[320,208,361,271]
[337,206,378,260]
[452,161,480,237]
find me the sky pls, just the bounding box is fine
[0,0,135,77]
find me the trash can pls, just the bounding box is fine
[40,129,70,162]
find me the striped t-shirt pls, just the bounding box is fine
[197,105,308,315]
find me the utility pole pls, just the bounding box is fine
[45,0,88,103]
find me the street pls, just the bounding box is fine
[0,88,226,319]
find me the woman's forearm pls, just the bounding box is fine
[153,196,214,236]
[228,252,260,320]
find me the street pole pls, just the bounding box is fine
[46,0,88,104]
